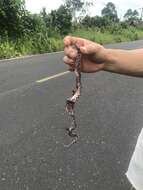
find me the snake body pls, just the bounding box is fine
[65,45,82,147]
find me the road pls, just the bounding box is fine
[0,40,143,190]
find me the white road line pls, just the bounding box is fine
[36,71,70,83]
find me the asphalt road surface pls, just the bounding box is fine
[0,40,143,190]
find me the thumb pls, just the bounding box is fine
[80,44,98,55]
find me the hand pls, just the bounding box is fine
[63,36,108,73]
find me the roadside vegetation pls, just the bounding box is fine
[0,0,143,59]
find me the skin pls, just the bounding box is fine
[63,36,143,77]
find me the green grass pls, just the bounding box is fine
[0,26,143,59]
[72,28,115,44]
[72,27,143,44]
[0,37,64,59]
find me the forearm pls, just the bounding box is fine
[104,48,143,77]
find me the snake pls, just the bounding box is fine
[65,45,82,147]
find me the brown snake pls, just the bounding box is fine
[64,45,82,148]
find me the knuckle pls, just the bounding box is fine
[63,56,74,65]
[64,46,77,59]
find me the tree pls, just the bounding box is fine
[41,7,47,24]
[101,2,118,22]
[64,0,93,22]
[132,10,139,18]
[81,15,92,27]
[0,0,26,38]
[81,15,112,29]
[124,9,139,20]
[124,9,140,25]
[56,5,72,34]
[46,5,72,35]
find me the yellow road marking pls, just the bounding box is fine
[36,71,70,83]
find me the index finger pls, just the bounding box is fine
[64,36,86,48]
[64,36,77,46]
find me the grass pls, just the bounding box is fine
[72,26,143,44]
[0,26,143,59]
[0,37,64,59]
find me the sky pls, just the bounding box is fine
[25,0,143,19]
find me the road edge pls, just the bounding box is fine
[0,39,143,63]
[0,51,64,62]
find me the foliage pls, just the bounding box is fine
[81,15,111,28]
[124,9,140,26]
[64,0,93,21]
[0,36,64,59]
[124,9,139,20]
[0,0,26,38]
[101,2,119,22]
[41,5,72,35]
[56,5,72,35]
[72,27,143,44]
[0,0,143,59]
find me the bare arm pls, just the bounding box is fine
[64,36,143,77]
[104,48,143,77]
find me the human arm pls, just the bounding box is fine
[63,36,143,77]
[103,48,143,77]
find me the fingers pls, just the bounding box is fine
[64,36,100,56]
[64,36,85,47]
[80,43,100,55]
[64,46,77,59]
[63,56,74,65]
[63,44,77,70]
[64,36,77,46]
[63,56,75,72]
[63,37,82,71]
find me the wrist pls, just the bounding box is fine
[103,48,118,72]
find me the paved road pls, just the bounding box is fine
[0,40,143,190]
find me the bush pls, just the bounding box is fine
[0,41,19,59]
[1,24,143,60]
[0,33,64,59]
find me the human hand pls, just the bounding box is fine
[63,36,108,73]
